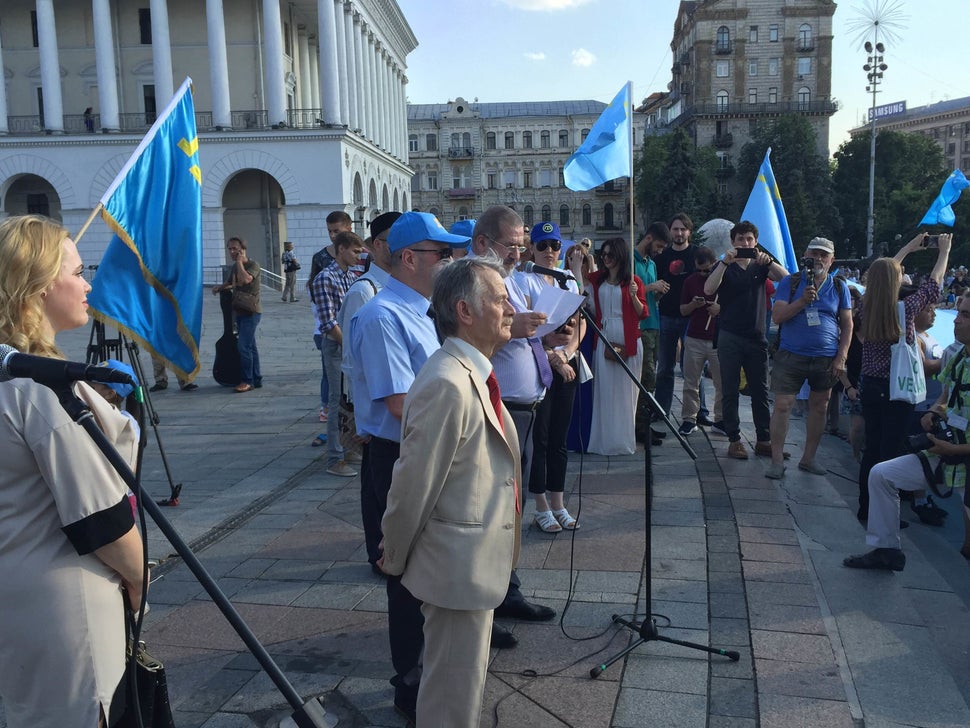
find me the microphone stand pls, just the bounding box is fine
[51,382,336,728]
[553,274,739,677]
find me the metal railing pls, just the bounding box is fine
[682,99,838,118]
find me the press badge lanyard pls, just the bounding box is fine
[946,353,970,434]
[804,275,829,327]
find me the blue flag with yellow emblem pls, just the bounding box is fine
[563,83,632,191]
[740,148,798,273]
[88,77,203,380]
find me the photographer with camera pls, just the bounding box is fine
[845,290,970,571]
[764,237,852,479]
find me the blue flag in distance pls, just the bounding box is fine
[563,83,632,192]
[88,77,203,381]
[919,169,969,227]
[740,148,798,273]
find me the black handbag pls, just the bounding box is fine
[116,608,176,728]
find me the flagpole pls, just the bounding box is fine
[73,203,104,244]
[627,81,635,264]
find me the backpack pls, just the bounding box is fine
[769,272,847,356]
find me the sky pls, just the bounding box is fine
[396,0,967,158]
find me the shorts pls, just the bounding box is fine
[771,348,837,394]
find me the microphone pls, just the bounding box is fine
[523,261,575,284]
[0,344,136,387]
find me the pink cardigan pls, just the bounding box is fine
[588,269,649,357]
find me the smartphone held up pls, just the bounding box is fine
[922,234,940,248]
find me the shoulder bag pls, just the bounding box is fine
[890,301,926,403]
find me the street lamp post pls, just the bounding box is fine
[864,39,887,258]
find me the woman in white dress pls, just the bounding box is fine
[587,238,648,455]
[0,215,146,728]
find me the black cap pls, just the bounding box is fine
[370,212,402,240]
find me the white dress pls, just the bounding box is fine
[588,281,643,455]
[0,380,136,728]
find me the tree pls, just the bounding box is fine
[634,128,728,227]
[737,115,840,251]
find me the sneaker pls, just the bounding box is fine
[697,414,714,427]
[148,383,167,392]
[678,421,698,436]
[843,547,905,572]
[326,461,358,477]
[727,441,749,460]
[179,383,199,391]
[344,450,363,464]
[711,421,728,436]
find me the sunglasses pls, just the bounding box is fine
[534,240,562,252]
[410,247,454,260]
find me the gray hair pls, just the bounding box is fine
[432,255,505,338]
[472,205,523,243]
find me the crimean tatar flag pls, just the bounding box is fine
[88,77,203,381]
[563,83,632,191]
[920,169,969,227]
[740,148,798,273]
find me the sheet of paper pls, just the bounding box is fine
[531,285,586,338]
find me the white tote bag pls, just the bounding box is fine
[889,301,926,403]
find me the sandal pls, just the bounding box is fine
[553,508,579,530]
[533,510,562,533]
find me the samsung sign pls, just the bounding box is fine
[868,101,907,121]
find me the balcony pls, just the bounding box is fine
[715,165,735,180]
[715,41,732,54]
[595,180,628,195]
[713,133,734,148]
[682,99,839,118]
[796,41,815,52]
[446,187,477,199]
[680,52,691,66]
[447,146,475,158]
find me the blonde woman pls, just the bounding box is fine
[0,215,145,727]
[856,233,951,522]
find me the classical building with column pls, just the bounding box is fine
[0,0,416,281]
[408,97,633,242]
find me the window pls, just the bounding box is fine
[749,25,758,43]
[26,193,50,217]
[504,131,514,149]
[582,204,592,226]
[410,175,419,193]
[716,90,729,111]
[768,87,778,104]
[31,11,40,47]
[462,132,471,147]
[523,206,534,228]
[604,203,614,229]
[963,140,970,153]
[426,134,437,151]
[558,166,565,186]
[503,170,515,187]
[284,22,291,56]
[748,88,758,104]
[539,169,552,187]
[426,171,438,190]
[797,57,811,76]
[523,131,533,148]
[797,87,811,109]
[540,130,550,148]
[716,60,730,78]
[748,60,758,77]
[769,24,779,42]
[768,58,780,76]
[716,26,730,51]
[523,171,532,188]
[487,172,497,189]
[798,23,813,49]
[581,128,590,142]
[408,134,418,152]
[948,142,956,156]
[541,205,552,221]
[138,9,152,44]
[451,132,460,148]
[560,205,570,227]
[559,130,569,148]
[486,132,496,150]
[452,166,466,189]
[458,207,469,220]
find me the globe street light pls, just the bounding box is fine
[863,40,887,258]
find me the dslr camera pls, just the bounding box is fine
[801,257,816,278]
[906,413,954,452]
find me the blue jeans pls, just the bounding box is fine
[322,337,345,464]
[656,315,687,416]
[236,313,261,386]
[716,329,770,443]
[313,333,331,410]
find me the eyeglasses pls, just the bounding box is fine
[484,235,526,255]
[600,250,616,260]
[534,240,562,252]
[410,247,454,260]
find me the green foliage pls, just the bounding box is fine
[737,115,840,252]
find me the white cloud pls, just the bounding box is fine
[524,52,547,61]
[571,48,596,67]
[499,0,595,10]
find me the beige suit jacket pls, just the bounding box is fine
[381,337,521,610]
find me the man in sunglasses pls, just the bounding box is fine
[349,211,469,722]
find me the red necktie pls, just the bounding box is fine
[487,371,520,514]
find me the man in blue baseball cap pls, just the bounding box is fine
[449,219,475,259]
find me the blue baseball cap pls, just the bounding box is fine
[449,219,477,238]
[531,221,561,244]
[98,359,139,399]
[387,212,471,253]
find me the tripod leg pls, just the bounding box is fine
[652,633,740,661]
[590,637,647,678]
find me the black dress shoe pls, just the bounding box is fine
[697,414,714,427]
[843,547,906,571]
[148,383,167,392]
[179,383,199,391]
[490,622,518,649]
[494,599,556,622]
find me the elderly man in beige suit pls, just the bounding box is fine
[379,256,521,727]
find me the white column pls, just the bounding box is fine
[149,0,174,106]
[0,18,9,133]
[353,13,366,134]
[35,0,64,133]
[92,0,119,132]
[206,0,231,128]
[317,0,341,125]
[379,49,390,151]
[343,5,358,132]
[262,0,286,125]
[367,34,379,144]
[298,30,312,110]
[395,67,406,159]
[308,42,321,111]
[333,0,349,125]
[400,71,410,161]
[361,28,374,140]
